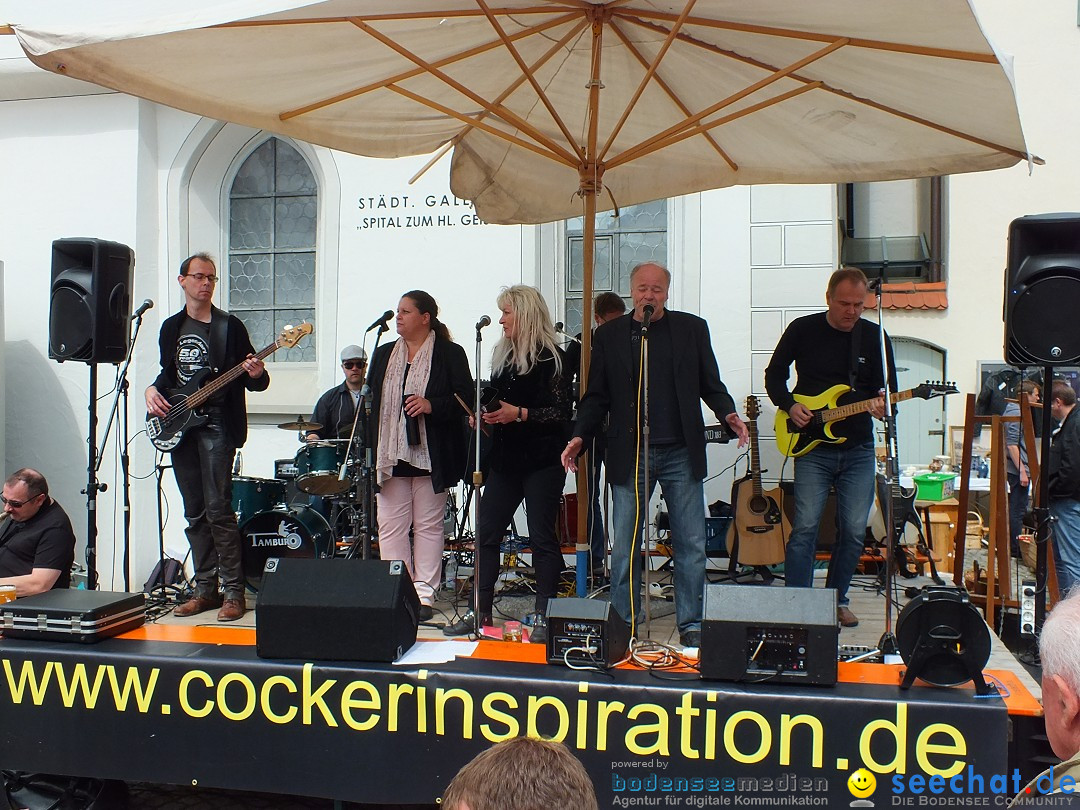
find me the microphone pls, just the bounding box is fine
[554,322,581,344]
[641,304,655,332]
[365,310,394,332]
[475,315,491,330]
[555,321,564,331]
[131,299,154,320]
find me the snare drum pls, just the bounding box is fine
[295,441,352,496]
[231,477,286,526]
[240,505,333,590]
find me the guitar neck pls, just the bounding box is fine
[748,420,763,497]
[184,341,279,409]
[820,388,913,424]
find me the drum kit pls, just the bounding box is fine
[234,417,372,589]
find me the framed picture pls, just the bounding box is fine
[949,425,966,467]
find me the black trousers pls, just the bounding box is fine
[172,416,244,600]
[475,463,566,615]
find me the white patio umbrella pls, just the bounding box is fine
[7,0,1033,539]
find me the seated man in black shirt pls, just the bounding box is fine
[0,468,75,596]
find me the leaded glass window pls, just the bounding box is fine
[564,200,667,335]
[228,138,317,362]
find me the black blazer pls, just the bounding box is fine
[367,336,474,493]
[573,310,736,485]
[151,305,270,448]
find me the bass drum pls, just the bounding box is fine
[232,477,286,527]
[240,505,333,590]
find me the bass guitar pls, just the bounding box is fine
[727,395,789,566]
[146,323,312,452]
[774,381,957,458]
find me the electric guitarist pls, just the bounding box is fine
[764,267,897,628]
[144,253,269,623]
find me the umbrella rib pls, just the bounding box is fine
[597,0,697,163]
[280,12,577,120]
[607,22,737,171]
[608,39,846,171]
[214,8,561,27]
[387,84,575,168]
[622,16,1030,163]
[613,82,823,167]
[349,17,580,167]
[408,18,591,185]
[475,0,586,164]
[616,9,999,64]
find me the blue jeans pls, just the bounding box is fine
[1007,472,1029,556]
[585,445,606,565]
[785,441,876,606]
[1050,498,1080,598]
[610,444,706,636]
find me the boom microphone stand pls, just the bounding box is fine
[639,305,655,639]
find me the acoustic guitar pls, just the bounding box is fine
[727,395,789,566]
[146,323,312,452]
[774,381,957,458]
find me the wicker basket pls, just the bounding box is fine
[1019,533,1037,570]
[964,511,986,550]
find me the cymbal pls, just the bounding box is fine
[278,418,322,431]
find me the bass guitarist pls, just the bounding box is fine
[145,253,269,622]
[764,267,896,628]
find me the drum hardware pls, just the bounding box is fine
[278,417,323,432]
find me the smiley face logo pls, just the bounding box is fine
[848,768,876,798]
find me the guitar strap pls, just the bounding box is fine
[847,319,862,390]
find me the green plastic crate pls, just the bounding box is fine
[914,472,958,501]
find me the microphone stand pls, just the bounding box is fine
[640,308,654,639]
[95,309,148,591]
[346,319,390,560]
[470,320,487,640]
[869,272,900,656]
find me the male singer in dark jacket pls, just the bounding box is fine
[562,262,747,647]
[145,253,269,622]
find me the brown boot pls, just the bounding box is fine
[173,594,223,617]
[837,606,859,628]
[217,598,246,622]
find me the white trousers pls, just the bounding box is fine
[375,476,447,606]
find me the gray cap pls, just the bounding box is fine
[340,345,367,363]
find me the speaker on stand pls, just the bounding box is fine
[48,237,135,591]
[1003,213,1080,634]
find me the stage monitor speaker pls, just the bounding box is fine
[546,598,630,667]
[700,585,838,685]
[1005,213,1080,366]
[256,558,419,662]
[49,237,134,364]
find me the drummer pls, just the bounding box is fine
[306,345,368,443]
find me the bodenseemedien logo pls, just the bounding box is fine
[848,768,876,806]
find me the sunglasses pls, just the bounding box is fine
[1,493,42,509]
[342,360,365,370]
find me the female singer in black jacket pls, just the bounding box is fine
[368,290,472,620]
[444,285,572,643]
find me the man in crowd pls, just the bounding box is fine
[564,291,627,573]
[1005,379,1040,558]
[562,262,747,647]
[0,468,75,596]
[442,737,597,810]
[1049,380,1080,597]
[145,253,269,622]
[1016,591,1080,799]
[765,267,895,628]
[306,344,367,442]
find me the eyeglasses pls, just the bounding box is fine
[1,493,42,509]
[342,361,365,370]
[185,273,218,284]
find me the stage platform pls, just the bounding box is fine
[0,564,1044,808]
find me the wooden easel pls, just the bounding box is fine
[952,392,1058,624]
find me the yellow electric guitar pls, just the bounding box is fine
[774,381,957,458]
[727,396,789,566]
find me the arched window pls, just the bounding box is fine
[227,137,317,362]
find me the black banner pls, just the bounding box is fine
[0,637,1010,806]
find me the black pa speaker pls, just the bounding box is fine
[545,598,630,667]
[700,585,838,685]
[256,558,420,662]
[1005,214,1080,366]
[49,237,134,364]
